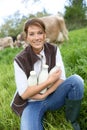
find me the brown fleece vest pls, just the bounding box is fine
[11,42,57,116]
[15,42,57,78]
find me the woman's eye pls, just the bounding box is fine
[29,33,34,36]
[28,31,43,36]
[38,31,43,34]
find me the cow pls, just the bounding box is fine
[15,32,28,48]
[39,14,69,43]
[0,36,14,50]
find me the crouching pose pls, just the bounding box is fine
[11,18,84,130]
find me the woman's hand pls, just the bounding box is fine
[47,69,62,84]
[30,93,48,100]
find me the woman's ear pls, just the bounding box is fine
[44,33,46,39]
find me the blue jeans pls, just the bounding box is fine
[20,74,84,130]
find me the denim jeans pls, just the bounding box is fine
[20,74,84,130]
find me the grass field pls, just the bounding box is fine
[0,27,87,130]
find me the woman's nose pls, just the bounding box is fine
[35,34,39,40]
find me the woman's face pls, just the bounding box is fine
[27,25,46,54]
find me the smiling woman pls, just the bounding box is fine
[10,18,84,130]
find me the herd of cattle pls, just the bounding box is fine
[0,14,69,51]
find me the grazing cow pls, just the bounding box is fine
[0,36,14,50]
[39,14,68,43]
[15,32,28,48]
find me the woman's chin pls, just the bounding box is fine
[33,47,43,53]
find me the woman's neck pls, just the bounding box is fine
[32,47,43,54]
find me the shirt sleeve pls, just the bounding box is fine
[56,47,66,80]
[14,61,28,96]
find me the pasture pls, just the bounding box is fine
[0,27,87,130]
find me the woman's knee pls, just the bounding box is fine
[67,74,84,89]
[69,74,84,99]
[72,74,84,88]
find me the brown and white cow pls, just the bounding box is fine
[0,36,14,50]
[39,14,68,43]
[15,32,28,48]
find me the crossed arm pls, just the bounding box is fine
[21,69,64,100]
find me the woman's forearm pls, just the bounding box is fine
[21,80,50,100]
[21,69,62,100]
[30,79,64,100]
[29,93,46,100]
[45,79,64,96]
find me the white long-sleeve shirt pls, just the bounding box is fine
[14,47,66,96]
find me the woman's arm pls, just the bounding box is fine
[56,47,66,80]
[29,78,64,100]
[29,69,63,100]
[43,78,64,98]
[21,69,61,100]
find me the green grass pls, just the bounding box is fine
[0,27,87,130]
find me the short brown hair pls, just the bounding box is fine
[24,18,46,35]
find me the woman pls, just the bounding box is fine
[11,18,84,130]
